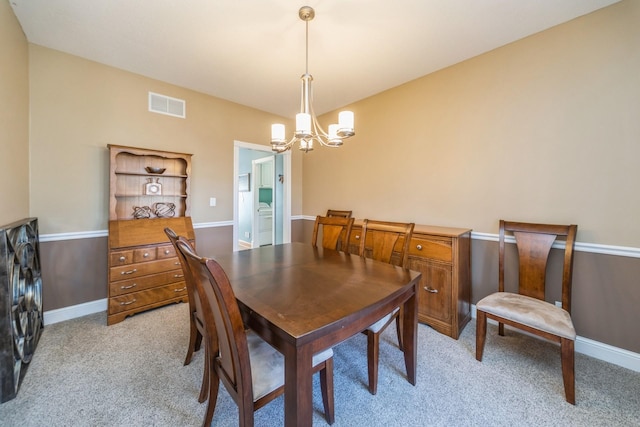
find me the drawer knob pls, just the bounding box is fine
[120,283,137,290]
[174,287,187,292]
[174,274,184,278]
[165,250,170,254]
[174,261,180,265]
[121,268,137,275]
[416,244,423,250]
[355,235,360,240]
[120,299,137,306]
[119,256,126,262]
[143,252,149,258]
[424,286,438,294]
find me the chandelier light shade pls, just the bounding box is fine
[271,6,355,153]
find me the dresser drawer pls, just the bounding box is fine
[110,249,134,266]
[157,243,177,259]
[109,268,185,297]
[109,257,182,281]
[133,247,157,263]
[409,236,452,263]
[108,281,188,314]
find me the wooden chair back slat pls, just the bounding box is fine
[499,220,577,311]
[359,219,414,268]
[326,209,353,218]
[312,216,354,252]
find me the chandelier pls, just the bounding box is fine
[271,6,355,153]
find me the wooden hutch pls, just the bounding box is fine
[107,145,195,325]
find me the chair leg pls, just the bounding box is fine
[476,310,487,361]
[561,338,576,405]
[320,358,335,425]
[203,366,220,427]
[395,314,403,351]
[184,316,199,366]
[198,341,210,403]
[194,328,203,352]
[367,330,380,395]
[498,322,505,336]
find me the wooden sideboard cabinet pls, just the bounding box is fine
[349,223,472,339]
[107,217,195,325]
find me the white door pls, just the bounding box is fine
[252,156,274,247]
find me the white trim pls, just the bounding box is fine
[193,220,234,229]
[471,231,640,258]
[40,230,107,242]
[40,220,235,243]
[39,221,640,259]
[471,304,640,372]
[42,298,639,372]
[39,223,640,258]
[44,298,107,325]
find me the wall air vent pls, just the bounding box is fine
[148,92,186,118]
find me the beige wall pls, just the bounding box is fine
[6,1,639,355]
[0,1,30,225]
[304,0,640,248]
[28,45,301,234]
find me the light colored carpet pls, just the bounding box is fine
[1,302,638,426]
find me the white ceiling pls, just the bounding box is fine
[10,0,620,118]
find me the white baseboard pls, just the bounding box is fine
[43,299,107,326]
[471,304,640,373]
[43,299,639,373]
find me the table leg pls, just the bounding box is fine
[284,343,313,427]
[402,284,418,385]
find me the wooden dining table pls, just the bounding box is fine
[210,242,422,427]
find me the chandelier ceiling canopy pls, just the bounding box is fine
[271,6,355,153]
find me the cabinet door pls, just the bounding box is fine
[261,161,273,187]
[407,257,452,323]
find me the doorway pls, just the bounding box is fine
[233,141,291,251]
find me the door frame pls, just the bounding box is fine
[233,140,291,251]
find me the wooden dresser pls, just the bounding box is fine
[107,145,194,325]
[107,217,195,325]
[349,222,472,339]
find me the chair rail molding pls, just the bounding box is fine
[471,231,640,258]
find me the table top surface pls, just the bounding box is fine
[210,242,421,343]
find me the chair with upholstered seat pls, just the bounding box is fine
[358,219,415,395]
[326,209,352,218]
[476,220,578,404]
[312,215,354,252]
[175,238,335,426]
[164,227,209,403]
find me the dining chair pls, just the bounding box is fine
[358,219,415,395]
[312,215,354,252]
[164,227,209,403]
[175,238,336,426]
[326,209,353,218]
[475,220,578,404]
